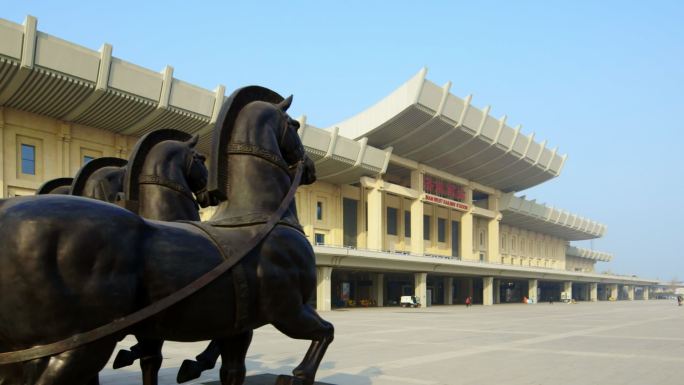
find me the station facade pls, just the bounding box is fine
[0,16,658,311]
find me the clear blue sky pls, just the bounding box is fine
[5,1,684,280]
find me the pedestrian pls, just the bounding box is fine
[465,296,471,308]
[677,295,683,306]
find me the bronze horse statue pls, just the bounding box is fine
[0,86,331,385]
[70,157,128,203]
[71,130,211,385]
[5,130,212,385]
[36,178,74,195]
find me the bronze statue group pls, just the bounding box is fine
[0,87,332,385]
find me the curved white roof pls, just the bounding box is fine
[298,118,392,184]
[566,246,612,262]
[0,16,224,137]
[500,193,606,241]
[331,68,567,192]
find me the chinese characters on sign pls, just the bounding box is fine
[423,174,469,211]
[424,194,469,211]
[423,175,466,202]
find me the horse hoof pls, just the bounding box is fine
[112,349,136,369]
[177,359,203,383]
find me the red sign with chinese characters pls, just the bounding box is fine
[423,175,466,202]
[424,194,469,211]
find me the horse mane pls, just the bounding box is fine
[208,86,284,202]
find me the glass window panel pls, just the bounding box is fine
[386,207,398,235]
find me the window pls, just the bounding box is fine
[501,234,507,251]
[404,211,411,237]
[479,230,485,247]
[386,207,398,235]
[343,198,358,248]
[314,233,325,245]
[437,218,446,242]
[316,201,323,221]
[479,253,485,262]
[21,144,36,175]
[423,215,431,241]
[83,155,95,164]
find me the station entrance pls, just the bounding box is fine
[538,281,562,302]
[497,279,529,303]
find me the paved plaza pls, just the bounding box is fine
[101,301,684,385]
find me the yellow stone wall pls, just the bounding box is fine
[0,107,137,198]
[0,107,599,274]
[499,224,566,270]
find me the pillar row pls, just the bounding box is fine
[563,281,573,301]
[316,266,332,312]
[366,186,384,251]
[528,279,538,303]
[415,272,427,307]
[590,283,598,302]
[610,284,618,300]
[483,276,494,306]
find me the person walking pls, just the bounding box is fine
[465,296,471,308]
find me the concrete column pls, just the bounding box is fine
[410,170,424,256]
[590,283,598,302]
[445,277,454,305]
[493,279,501,304]
[627,285,635,300]
[610,284,618,300]
[316,266,333,311]
[0,107,4,198]
[415,272,428,307]
[366,185,384,251]
[374,273,384,307]
[460,212,473,260]
[528,279,538,303]
[487,218,500,263]
[563,281,573,301]
[643,286,650,300]
[483,276,494,306]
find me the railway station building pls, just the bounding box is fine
[0,16,658,311]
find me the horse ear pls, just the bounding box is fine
[278,95,293,112]
[187,134,199,148]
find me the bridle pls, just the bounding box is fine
[137,149,204,209]
[227,113,305,178]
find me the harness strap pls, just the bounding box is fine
[0,162,304,364]
[138,175,198,207]
[227,142,291,175]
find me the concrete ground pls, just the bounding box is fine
[100,300,684,385]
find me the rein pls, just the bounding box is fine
[0,161,304,365]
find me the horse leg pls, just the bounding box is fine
[177,340,222,383]
[137,338,164,385]
[32,338,116,385]
[215,331,253,385]
[272,304,334,385]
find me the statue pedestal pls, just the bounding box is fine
[202,373,336,385]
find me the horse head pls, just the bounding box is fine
[148,134,211,208]
[233,95,316,185]
[70,157,128,202]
